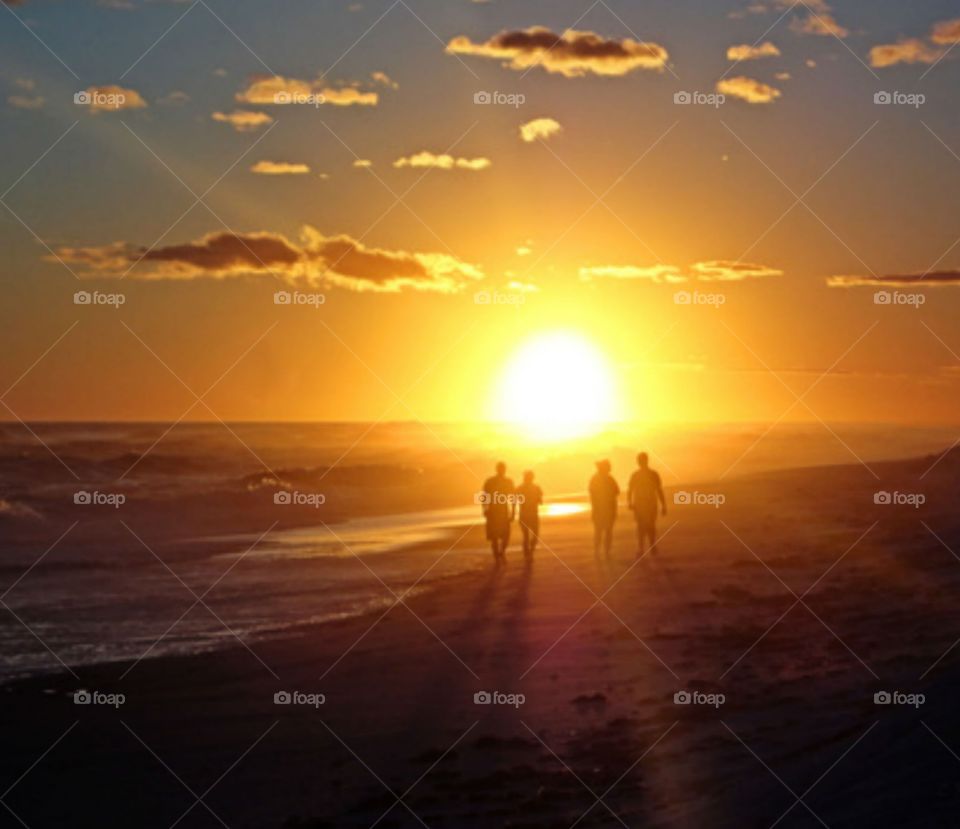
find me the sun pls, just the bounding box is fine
[494,332,620,441]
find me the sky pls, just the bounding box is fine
[1,0,959,425]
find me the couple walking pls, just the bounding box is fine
[480,463,543,563]
[590,453,666,558]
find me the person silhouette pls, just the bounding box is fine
[589,459,619,557]
[481,461,515,563]
[516,470,543,559]
[627,452,666,558]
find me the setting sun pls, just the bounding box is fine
[493,332,620,440]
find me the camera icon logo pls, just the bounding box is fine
[473,91,492,105]
[74,91,92,106]
[473,291,491,305]
[274,291,292,305]
[274,691,292,704]
[673,291,692,305]
[74,291,92,305]
[74,690,92,704]
[874,691,892,705]
[674,91,692,105]
[74,491,92,505]
[274,491,292,505]
[673,491,691,505]
[474,691,492,704]
[873,491,891,505]
[873,291,892,305]
[474,491,491,505]
[673,691,691,704]
[274,92,292,104]
[874,91,892,105]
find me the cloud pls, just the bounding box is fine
[52,228,484,293]
[250,161,311,175]
[869,38,946,68]
[77,85,147,113]
[581,260,782,283]
[320,87,379,106]
[158,90,190,106]
[580,265,684,283]
[446,26,669,76]
[931,18,960,45]
[790,13,848,38]
[236,75,378,106]
[505,279,539,293]
[519,117,561,142]
[716,76,781,103]
[728,2,771,19]
[690,260,783,281]
[734,0,848,37]
[8,94,44,109]
[211,110,274,131]
[353,159,373,168]
[392,151,491,171]
[727,41,780,61]
[778,0,831,11]
[370,71,399,89]
[828,272,960,287]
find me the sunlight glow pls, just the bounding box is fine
[494,332,620,441]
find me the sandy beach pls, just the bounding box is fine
[2,448,960,827]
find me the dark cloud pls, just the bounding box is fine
[52,228,483,293]
[138,232,301,271]
[447,27,668,76]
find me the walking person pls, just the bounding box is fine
[589,460,619,557]
[481,461,515,563]
[627,452,666,558]
[516,470,543,559]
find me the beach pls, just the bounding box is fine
[3,447,960,827]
